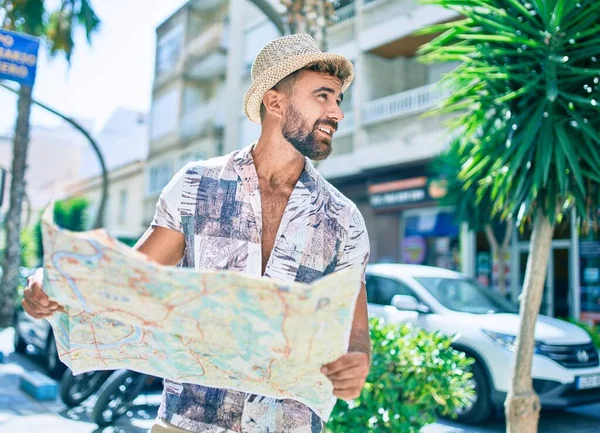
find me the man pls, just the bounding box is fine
[22,34,371,433]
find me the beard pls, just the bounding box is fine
[281,103,336,161]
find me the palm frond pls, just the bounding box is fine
[419,0,600,227]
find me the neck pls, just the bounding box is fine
[252,127,306,190]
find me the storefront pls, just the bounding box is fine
[472,210,600,325]
[333,166,599,325]
[362,164,461,271]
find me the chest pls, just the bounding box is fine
[259,186,292,274]
[181,174,340,282]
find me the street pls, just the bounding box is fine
[1,328,599,433]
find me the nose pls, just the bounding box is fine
[329,103,344,124]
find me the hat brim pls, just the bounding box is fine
[243,52,354,124]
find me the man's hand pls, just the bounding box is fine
[322,351,370,400]
[22,268,63,319]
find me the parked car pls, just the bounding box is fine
[365,264,600,424]
[13,306,65,378]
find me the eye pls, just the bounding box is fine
[336,99,342,106]
[318,93,328,100]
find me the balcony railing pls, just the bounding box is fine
[362,84,452,125]
[332,3,356,25]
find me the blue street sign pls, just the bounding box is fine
[0,28,40,87]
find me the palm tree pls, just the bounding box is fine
[431,138,513,296]
[249,0,338,50]
[417,1,600,432]
[0,0,100,328]
[280,0,336,50]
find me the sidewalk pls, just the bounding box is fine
[1,327,600,433]
[0,327,157,433]
[0,356,159,433]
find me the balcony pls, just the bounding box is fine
[180,20,228,80]
[179,99,224,140]
[328,2,357,49]
[332,3,356,25]
[362,84,451,125]
[359,0,459,56]
[189,0,226,12]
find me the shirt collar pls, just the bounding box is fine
[233,142,321,196]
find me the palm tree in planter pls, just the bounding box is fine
[0,0,100,328]
[417,1,600,432]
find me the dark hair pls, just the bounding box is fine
[259,60,350,122]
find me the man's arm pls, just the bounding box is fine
[321,283,371,400]
[348,283,371,356]
[22,226,185,319]
[134,226,186,266]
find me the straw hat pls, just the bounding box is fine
[243,33,355,124]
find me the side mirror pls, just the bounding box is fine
[391,295,430,314]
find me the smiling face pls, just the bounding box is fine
[280,70,345,161]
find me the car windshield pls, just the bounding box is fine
[414,277,519,314]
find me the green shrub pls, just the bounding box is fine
[563,318,600,349]
[34,197,90,261]
[20,228,38,268]
[326,319,474,433]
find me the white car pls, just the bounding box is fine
[365,264,600,424]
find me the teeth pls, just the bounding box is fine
[318,127,332,135]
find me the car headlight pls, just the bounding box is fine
[482,330,518,351]
[482,330,544,354]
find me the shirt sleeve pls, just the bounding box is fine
[151,164,188,233]
[335,206,371,284]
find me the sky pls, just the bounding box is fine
[0,0,189,135]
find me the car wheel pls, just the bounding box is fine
[13,323,28,354]
[46,334,66,378]
[452,361,493,424]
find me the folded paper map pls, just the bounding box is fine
[41,205,362,419]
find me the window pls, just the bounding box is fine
[156,25,183,78]
[118,189,127,225]
[179,149,207,167]
[415,277,518,314]
[366,275,416,306]
[148,162,172,195]
[150,89,180,141]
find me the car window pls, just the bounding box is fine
[366,275,415,306]
[415,277,519,314]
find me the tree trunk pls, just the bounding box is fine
[0,85,33,328]
[484,221,513,296]
[313,0,328,51]
[282,0,331,51]
[505,211,554,433]
[483,224,504,294]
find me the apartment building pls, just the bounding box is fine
[145,0,591,322]
[144,0,232,225]
[0,121,90,226]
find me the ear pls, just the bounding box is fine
[262,89,286,120]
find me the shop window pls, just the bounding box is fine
[402,209,460,271]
